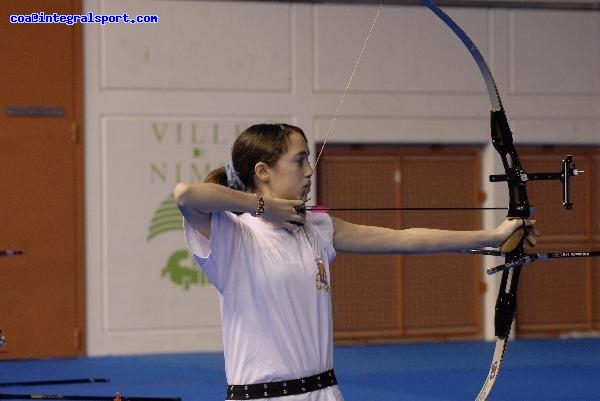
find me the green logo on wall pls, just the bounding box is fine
[147,194,210,290]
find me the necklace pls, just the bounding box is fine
[301,226,330,292]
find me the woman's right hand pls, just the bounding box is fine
[261,196,307,231]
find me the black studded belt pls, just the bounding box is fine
[226,369,338,399]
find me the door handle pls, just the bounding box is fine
[0,249,26,257]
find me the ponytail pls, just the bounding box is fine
[204,167,227,187]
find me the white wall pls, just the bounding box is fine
[84,0,600,355]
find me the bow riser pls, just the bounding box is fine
[490,109,529,342]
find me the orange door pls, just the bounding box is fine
[0,0,84,358]
[318,146,483,343]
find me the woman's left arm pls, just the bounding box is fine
[331,216,538,254]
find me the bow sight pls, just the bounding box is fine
[489,153,582,210]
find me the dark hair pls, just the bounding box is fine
[204,123,307,191]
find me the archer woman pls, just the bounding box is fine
[174,123,539,401]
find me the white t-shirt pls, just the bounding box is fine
[184,211,344,401]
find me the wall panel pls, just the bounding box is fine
[84,0,600,354]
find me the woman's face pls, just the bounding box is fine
[260,131,313,200]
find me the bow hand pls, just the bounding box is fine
[496,219,539,252]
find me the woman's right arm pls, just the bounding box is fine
[173,183,305,238]
[173,183,256,238]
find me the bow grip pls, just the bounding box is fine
[499,227,524,253]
